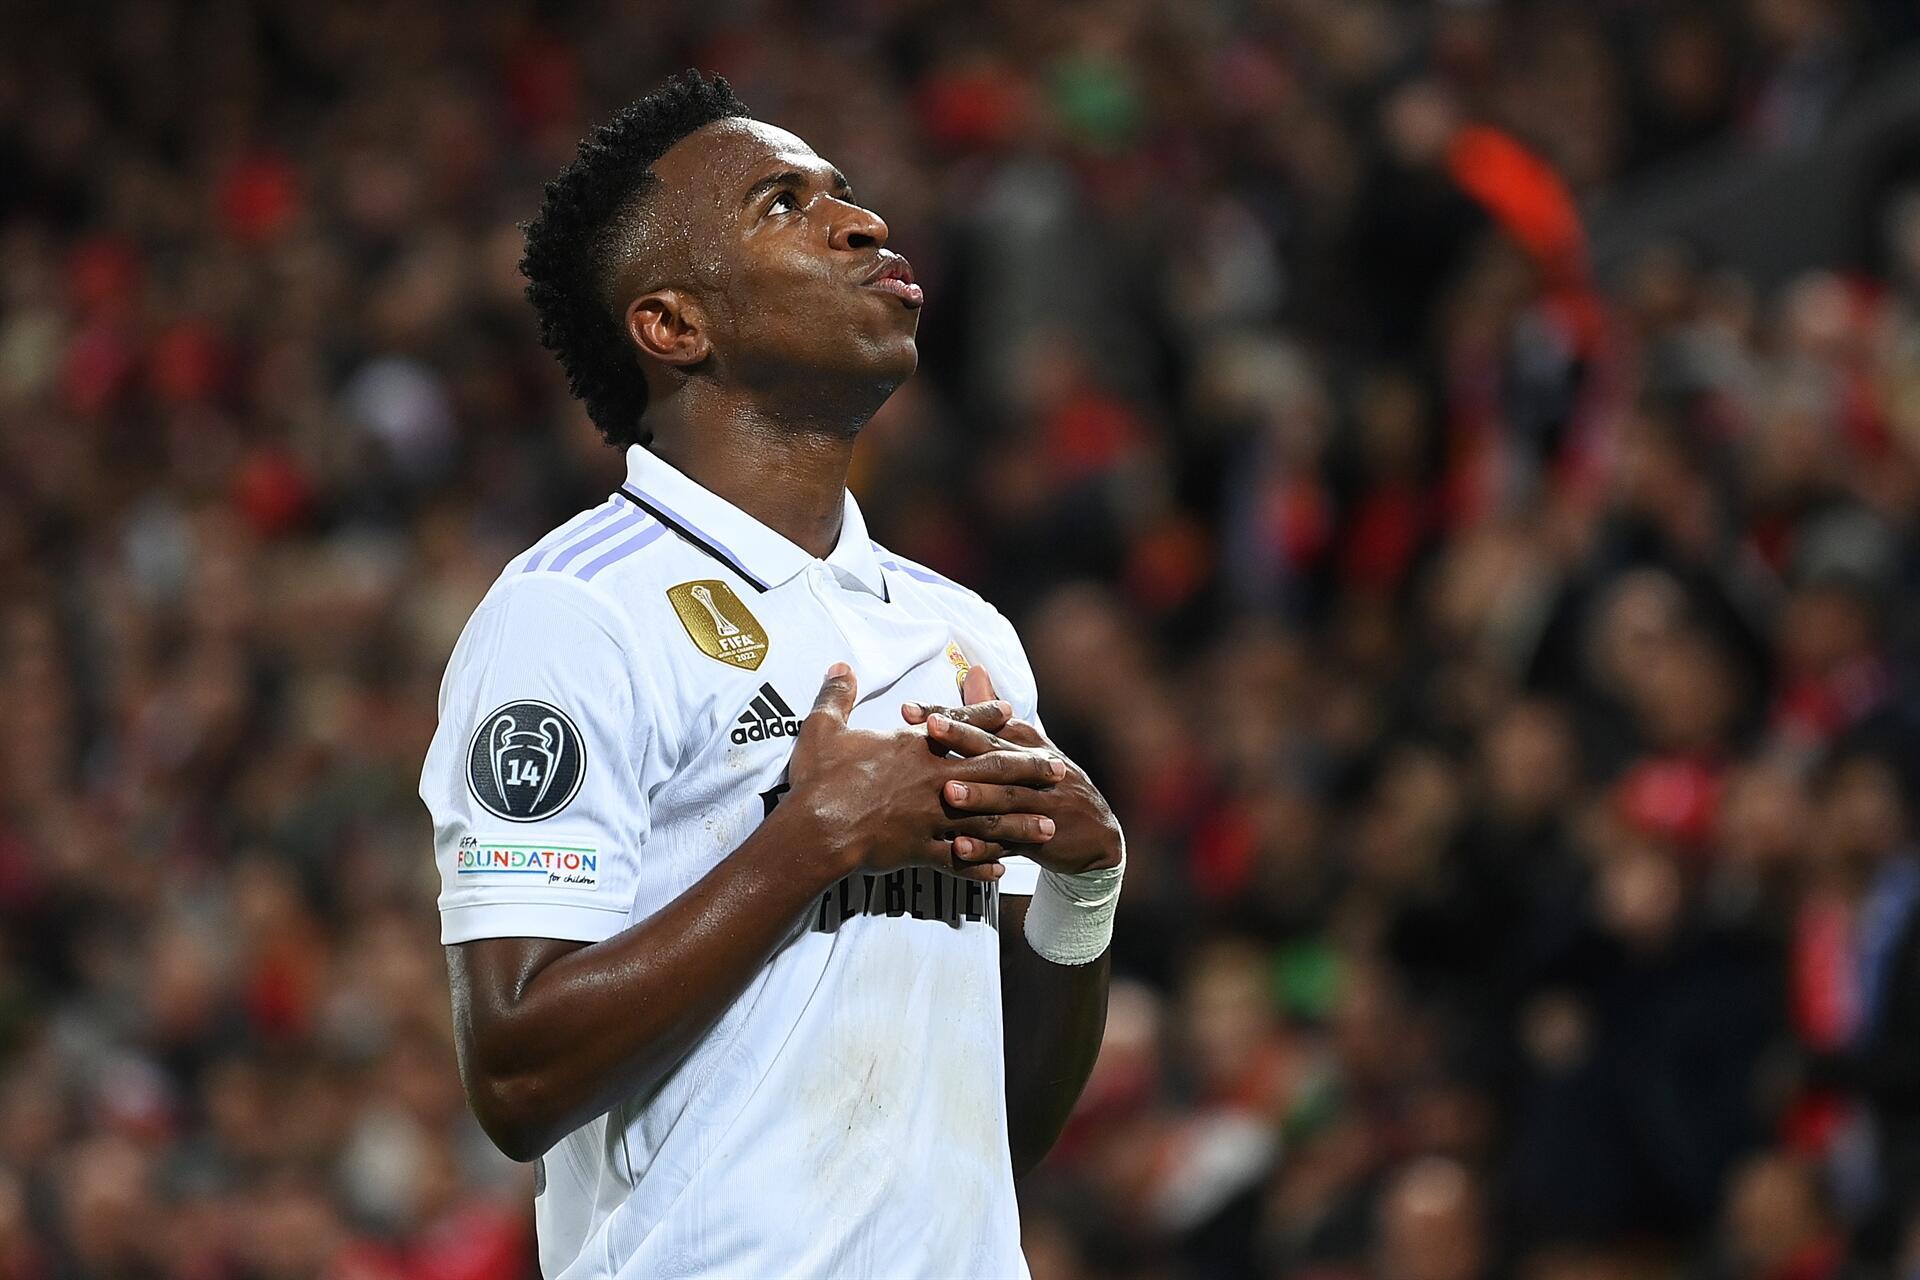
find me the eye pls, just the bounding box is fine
[768,191,799,215]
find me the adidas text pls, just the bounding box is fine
[732,684,803,745]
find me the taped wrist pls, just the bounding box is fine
[1022,848,1124,966]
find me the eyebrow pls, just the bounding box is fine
[741,166,855,208]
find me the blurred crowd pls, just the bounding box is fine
[7,1,1920,1278]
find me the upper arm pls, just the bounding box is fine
[447,936,584,1072]
[420,574,663,948]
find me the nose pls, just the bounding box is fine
[827,198,887,252]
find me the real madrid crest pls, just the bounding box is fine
[946,639,971,694]
[667,580,770,670]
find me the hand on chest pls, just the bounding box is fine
[656,570,993,801]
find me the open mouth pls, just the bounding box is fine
[860,254,924,309]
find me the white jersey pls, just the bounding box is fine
[421,445,1041,1280]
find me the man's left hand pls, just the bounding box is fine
[902,666,1122,875]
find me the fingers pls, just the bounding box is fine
[902,697,1012,731]
[951,746,1068,787]
[924,713,1009,758]
[962,663,999,706]
[809,662,857,726]
[952,860,1005,884]
[947,811,1056,844]
[922,704,1050,755]
[930,839,1005,882]
[943,780,1050,816]
[994,717,1048,749]
[951,836,1013,864]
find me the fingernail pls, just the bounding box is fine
[929,713,949,731]
[1050,759,1068,780]
[827,662,851,678]
[955,837,974,857]
[996,701,1013,716]
[949,782,969,802]
[1038,817,1056,837]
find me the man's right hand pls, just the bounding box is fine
[784,663,1064,884]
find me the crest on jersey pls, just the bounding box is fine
[667,580,769,670]
[946,639,972,694]
[467,700,586,822]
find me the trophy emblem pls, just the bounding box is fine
[466,700,586,822]
[690,584,741,637]
[489,711,565,816]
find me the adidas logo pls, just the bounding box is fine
[731,683,803,744]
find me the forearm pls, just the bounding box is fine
[450,803,841,1160]
[998,892,1111,1177]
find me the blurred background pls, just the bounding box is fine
[9,1,1920,1278]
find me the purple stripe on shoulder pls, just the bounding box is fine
[525,503,621,573]
[548,510,645,572]
[873,546,969,593]
[577,521,667,581]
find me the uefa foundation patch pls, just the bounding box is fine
[457,836,600,890]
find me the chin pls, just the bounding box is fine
[845,329,918,389]
[828,342,915,434]
[876,334,918,383]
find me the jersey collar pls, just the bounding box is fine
[620,446,889,598]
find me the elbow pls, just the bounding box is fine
[1010,1139,1056,1180]
[1008,1119,1064,1181]
[479,1118,549,1166]
[465,1069,565,1164]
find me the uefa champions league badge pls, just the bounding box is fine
[946,639,971,694]
[466,700,586,822]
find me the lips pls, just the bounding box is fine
[860,253,924,309]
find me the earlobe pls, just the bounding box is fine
[626,291,710,368]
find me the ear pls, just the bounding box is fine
[626,289,711,369]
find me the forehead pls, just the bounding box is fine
[651,118,830,197]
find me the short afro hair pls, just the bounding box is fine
[520,70,749,449]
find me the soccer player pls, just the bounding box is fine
[419,71,1125,1278]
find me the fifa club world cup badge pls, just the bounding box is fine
[667,580,770,670]
[467,700,586,822]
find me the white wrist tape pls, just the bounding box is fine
[1023,847,1124,966]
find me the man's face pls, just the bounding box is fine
[646,119,921,408]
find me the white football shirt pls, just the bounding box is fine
[421,445,1043,1279]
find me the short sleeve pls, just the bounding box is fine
[421,575,656,945]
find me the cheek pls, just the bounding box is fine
[733,257,860,339]
[745,244,838,298]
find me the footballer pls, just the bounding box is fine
[419,70,1124,1279]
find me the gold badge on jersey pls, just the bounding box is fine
[946,639,971,694]
[667,580,769,670]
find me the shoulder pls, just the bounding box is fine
[506,494,683,599]
[873,543,1015,631]
[442,497,672,684]
[870,543,1010,627]
[871,541,1037,701]
[471,491,733,641]
[869,542,983,602]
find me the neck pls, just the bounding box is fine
[644,384,867,560]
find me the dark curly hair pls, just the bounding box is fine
[520,70,749,448]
